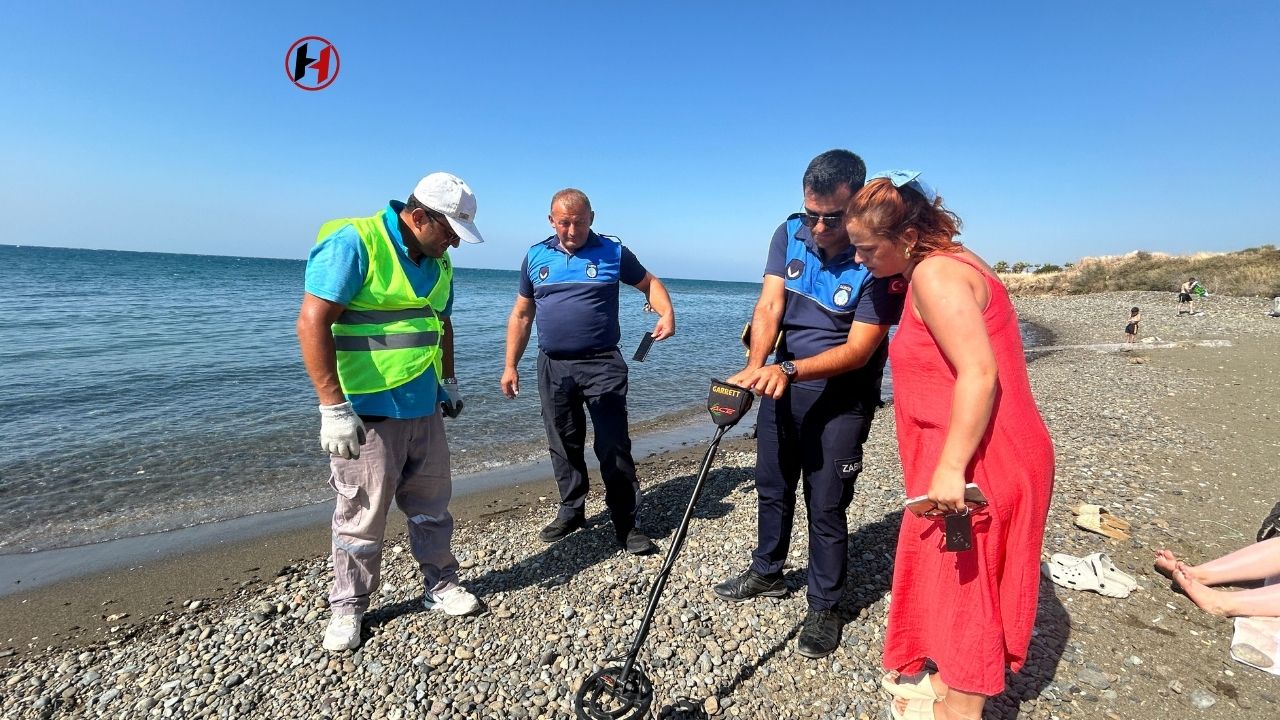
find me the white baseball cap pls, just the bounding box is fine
[412,172,484,244]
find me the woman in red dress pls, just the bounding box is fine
[844,171,1055,720]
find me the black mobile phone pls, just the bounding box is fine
[633,332,655,362]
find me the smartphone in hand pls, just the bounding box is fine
[633,332,655,362]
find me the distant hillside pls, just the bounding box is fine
[999,245,1280,297]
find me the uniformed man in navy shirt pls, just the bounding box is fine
[714,150,906,659]
[501,188,676,555]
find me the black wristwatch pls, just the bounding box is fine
[779,360,798,379]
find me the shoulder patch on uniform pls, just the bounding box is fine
[538,266,549,281]
[785,258,805,280]
[833,283,853,307]
[888,278,907,294]
[586,263,598,278]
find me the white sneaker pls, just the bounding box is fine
[422,585,480,616]
[322,612,363,651]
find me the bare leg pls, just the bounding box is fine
[1174,564,1280,617]
[1189,537,1280,585]
[939,688,986,720]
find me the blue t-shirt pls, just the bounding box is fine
[518,232,648,356]
[303,201,453,419]
[764,216,905,394]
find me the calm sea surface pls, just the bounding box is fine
[0,246,769,552]
[0,245,1041,553]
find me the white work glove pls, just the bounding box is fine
[439,377,464,419]
[319,401,366,459]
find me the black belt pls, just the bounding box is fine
[358,414,389,423]
[540,348,618,361]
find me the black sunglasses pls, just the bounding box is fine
[424,209,460,242]
[799,209,845,229]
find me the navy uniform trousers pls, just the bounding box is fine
[536,349,640,532]
[750,380,876,611]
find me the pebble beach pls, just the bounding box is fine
[2,291,1278,719]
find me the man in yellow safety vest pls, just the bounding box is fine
[297,172,484,652]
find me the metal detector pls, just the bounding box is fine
[573,379,754,720]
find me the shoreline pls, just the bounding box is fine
[0,410,757,653]
[0,408,758,594]
[2,291,1278,720]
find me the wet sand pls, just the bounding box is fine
[0,415,756,655]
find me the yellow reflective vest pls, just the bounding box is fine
[315,209,452,395]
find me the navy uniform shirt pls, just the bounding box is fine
[518,231,648,356]
[764,215,906,398]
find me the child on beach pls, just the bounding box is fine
[1178,277,1200,315]
[1124,306,1140,344]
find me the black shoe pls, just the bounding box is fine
[796,609,842,659]
[538,515,584,543]
[618,528,657,555]
[713,569,787,602]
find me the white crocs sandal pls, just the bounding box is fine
[1051,552,1138,592]
[1042,554,1131,598]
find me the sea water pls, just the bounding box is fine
[0,245,1042,554]
[0,246,767,552]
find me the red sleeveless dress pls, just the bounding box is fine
[881,253,1055,696]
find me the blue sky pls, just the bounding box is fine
[2,2,1277,282]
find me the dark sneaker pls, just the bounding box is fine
[713,568,787,602]
[538,515,584,543]
[618,528,657,555]
[796,609,842,659]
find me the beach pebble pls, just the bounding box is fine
[1190,689,1217,709]
[1077,668,1110,690]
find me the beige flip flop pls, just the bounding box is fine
[881,672,942,720]
[1073,503,1132,541]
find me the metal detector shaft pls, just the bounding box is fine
[614,423,731,687]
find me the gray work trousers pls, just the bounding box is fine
[327,413,459,615]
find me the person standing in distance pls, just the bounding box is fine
[500,189,675,555]
[297,172,483,652]
[714,150,905,660]
[1178,276,1199,315]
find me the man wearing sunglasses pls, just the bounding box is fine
[714,149,905,659]
[298,172,485,652]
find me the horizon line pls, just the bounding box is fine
[0,243,768,285]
